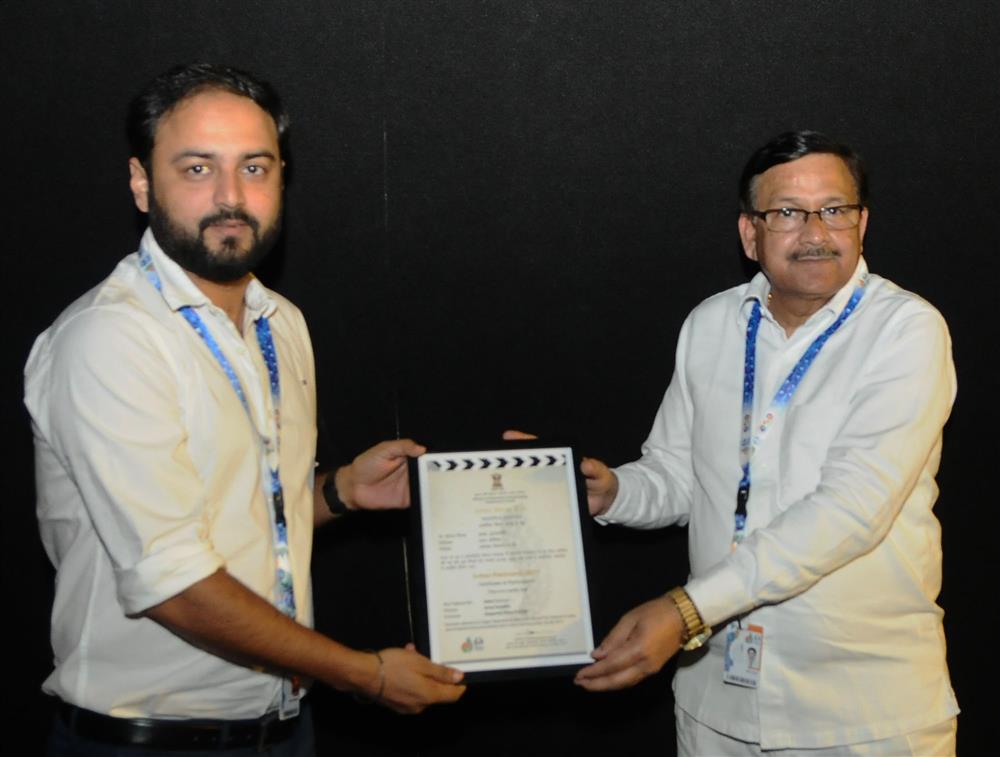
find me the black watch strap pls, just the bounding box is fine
[322,474,351,516]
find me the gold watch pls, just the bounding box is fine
[666,587,712,651]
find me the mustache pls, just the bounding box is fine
[788,245,839,262]
[199,209,260,234]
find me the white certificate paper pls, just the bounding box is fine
[414,447,595,675]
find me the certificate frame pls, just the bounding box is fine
[407,441,598,682]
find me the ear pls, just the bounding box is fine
[128,157,150,213]
[857,206,869,245]
[738,213,759,261]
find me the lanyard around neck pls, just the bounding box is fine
[138,247,296,617]
[734,281,866,541]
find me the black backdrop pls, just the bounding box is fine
[2,2,995,753]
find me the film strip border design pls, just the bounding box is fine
[429,452,567,471]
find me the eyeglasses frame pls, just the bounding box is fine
[749,204,865,232]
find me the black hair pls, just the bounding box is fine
[738,130,868,214]
[126,63,289,169]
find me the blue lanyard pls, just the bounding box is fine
[138,248,296,617]
[734,281,866,541]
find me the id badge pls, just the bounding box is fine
[722,622,763,689]
[279,676,302,720]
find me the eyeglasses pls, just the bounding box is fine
[750,204,863,232]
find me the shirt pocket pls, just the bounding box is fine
[778,400,849,506]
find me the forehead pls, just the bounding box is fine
[754,153,857,204]
[152,89,280,158]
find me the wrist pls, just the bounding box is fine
[323,468,355,515]
[666,586,712,651]
[353,649,385,703]
[591,472,620,518]
[605,472,620,514]
[332,648,376,695]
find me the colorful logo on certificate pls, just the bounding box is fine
[461,636,485,653]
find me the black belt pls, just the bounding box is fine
[57,701,300,751]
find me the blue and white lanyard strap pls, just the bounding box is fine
[734,281,866,543]
[138,249,296,618]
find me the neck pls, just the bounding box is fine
[766,292,829,337]
[187,272,252,333]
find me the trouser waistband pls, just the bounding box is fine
[57,701,301,751]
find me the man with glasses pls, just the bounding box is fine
[573,131,959,755]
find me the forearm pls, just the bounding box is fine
[145,568,377,696]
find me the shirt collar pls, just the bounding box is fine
[138,227,277,321]
[739,256,869,328]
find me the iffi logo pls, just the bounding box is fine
[461,636,485,653]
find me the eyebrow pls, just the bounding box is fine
[170,149,278,163]
[770,194,853,206]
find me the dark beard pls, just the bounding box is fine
[147,190,281,283]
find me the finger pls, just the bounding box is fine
[378,438,426,460]
[426,664,465,685]
[391,678,466,714]
[401,682,466,712]
[419,657,466,684]
[396,438,427,458]
[397,473,412,507]
[573,659,629,686]
[592,616,637,658]
[574,642,638,681]
[574,659,605,682]
[502,429,538,440]
[580,457,606,479]
[574,664,644,692]
[574,638,649,688]
[427,680,467,703]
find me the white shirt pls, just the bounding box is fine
[25,229,318,719]
[604,258,959,749]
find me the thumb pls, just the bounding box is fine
[593,614,638,657]
[580,456,605,479]
[502,429,537,440]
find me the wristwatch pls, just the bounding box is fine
[322,473,351,516]
[666,586,712,651]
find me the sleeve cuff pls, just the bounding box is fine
[594,467,636,525]
[116,544,225,615]
[684,558,754,629]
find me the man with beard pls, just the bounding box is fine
[572,132,959,755]
[25,64,464,756]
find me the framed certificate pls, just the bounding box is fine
[408,442,597,681]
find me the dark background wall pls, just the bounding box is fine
[2,2,994,753]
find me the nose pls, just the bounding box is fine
[800,211,832,242]
[212,169,244,209]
